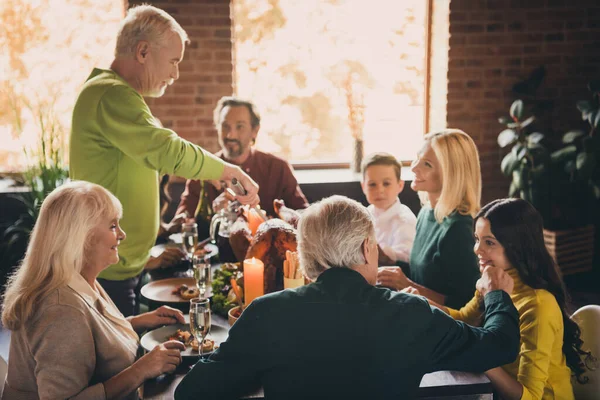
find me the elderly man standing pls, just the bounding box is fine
[175,195,520,400]
[69,5,258,316]
[171,96,308,230]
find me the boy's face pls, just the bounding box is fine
[362,165,404,210]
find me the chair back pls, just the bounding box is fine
[572,305,600,400]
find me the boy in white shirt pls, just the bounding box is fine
[361,153,417,265]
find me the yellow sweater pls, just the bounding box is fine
[448,268,573,400]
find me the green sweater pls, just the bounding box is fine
[409,207,480,309]
[69,68,224,280]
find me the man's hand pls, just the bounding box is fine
[164,212,188,234]
[377,266,410,291]
[476,265,514,297]
[145,247,186,271]
[221,164,259,207]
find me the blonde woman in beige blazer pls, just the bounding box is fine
[1,181,186,400]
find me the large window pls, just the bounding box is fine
[233,0,431,164]
[0,0,123,173]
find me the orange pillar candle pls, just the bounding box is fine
[247,208,263,236]
[243,257,264,305]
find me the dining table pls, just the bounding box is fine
[140,240,497,400]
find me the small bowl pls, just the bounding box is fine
[228,305,242,326]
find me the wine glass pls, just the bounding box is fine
[193,255,211,298]
[189,297,211,357]
[182,222,198,263]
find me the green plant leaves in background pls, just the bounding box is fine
[501,151,518,177]
[562,130,585,144]
[510,100,524,121]
[498,128,518,148]
[527,132,544,146]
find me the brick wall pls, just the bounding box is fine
[127,0,234,153]
[448,0,600,204]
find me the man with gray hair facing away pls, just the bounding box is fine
[69,5,259,316]
[175,195,520,400]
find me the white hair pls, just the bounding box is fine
[115,4,190,58]
[297,195,375,280]
[2,181,122,330]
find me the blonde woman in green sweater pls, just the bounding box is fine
[377,129,481,308]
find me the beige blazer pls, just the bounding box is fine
[2,274,139,400]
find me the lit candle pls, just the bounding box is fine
[247,208,263,236]
[243,257,264,305]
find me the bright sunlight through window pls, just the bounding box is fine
[233,0,429,164]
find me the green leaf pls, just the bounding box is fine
[501,152,519,176]
[594,109,600,128]
[509,181,519,197]
[520,116,535,129]
[527,132,544,146]
[498,129,518,148]
[588,110,597,126]
[592,183,600,199]
[551,145,577,163]
[519,164,530,190]
[576,152,596,180]
[510,143,527,161]
[510,100,524,121]
[562,130,585,144]
[512,169,521,189]
[577,100,594,113]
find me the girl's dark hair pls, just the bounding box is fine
[476,198,591,383]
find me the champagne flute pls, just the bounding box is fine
[189,297,211,357]
[193,255,211,298]
[182,222,198,263]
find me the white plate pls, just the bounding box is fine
[140,322,229,357]
[140,277,212,303]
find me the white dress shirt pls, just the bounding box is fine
[368,198,417,263]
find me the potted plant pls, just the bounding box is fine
[0,105,69,289]
[497,80,600,275]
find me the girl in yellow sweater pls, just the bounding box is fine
[424,198,590,399]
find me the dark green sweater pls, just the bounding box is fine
[410,207,480,308]
[175,268,519,400]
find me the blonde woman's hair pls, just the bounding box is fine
[115,4,190,58]
[297,195,375,280]
[419,129,481,222]
[2,181,122,331]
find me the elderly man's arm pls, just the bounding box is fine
[425,290,520,373]
[423,265,520,372]
[96,86,259,206]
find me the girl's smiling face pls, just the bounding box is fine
[474,217,512,271]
